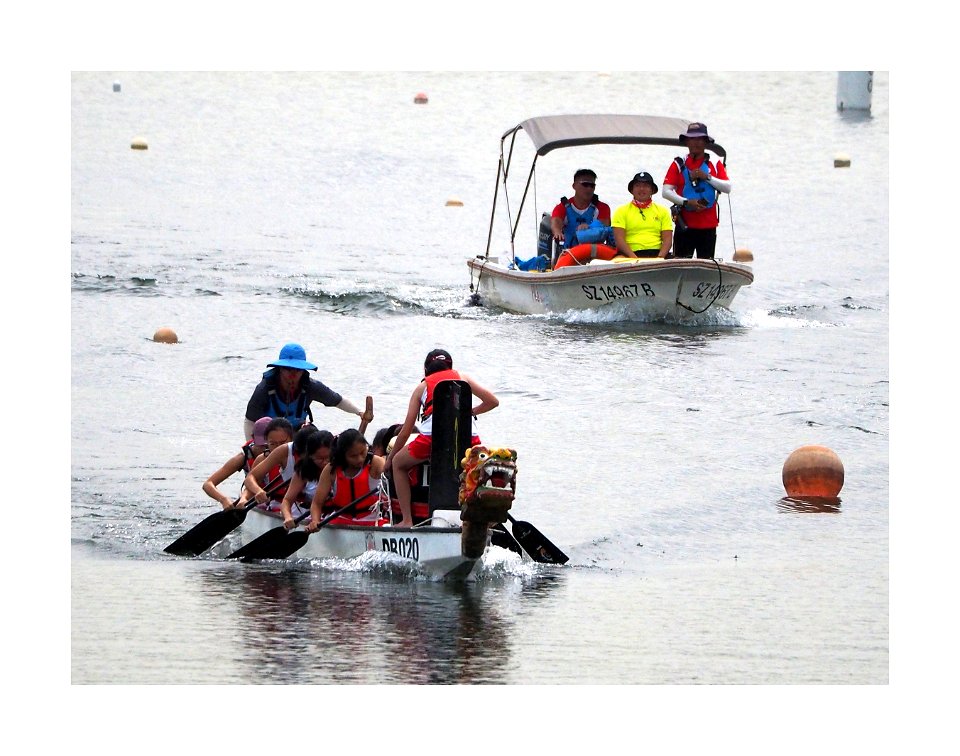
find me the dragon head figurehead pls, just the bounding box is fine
[459,446,517,524]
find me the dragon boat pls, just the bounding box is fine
[194,381,525,581]
[467,114,754,320]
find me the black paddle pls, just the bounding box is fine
[226,488,378,561]
[506,512,569,565]
[163,474,286,557]
[491,523,524,556]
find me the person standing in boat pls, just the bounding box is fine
[550,169,612,249]
[385,349,499,529]
[662,122,731,259]
[303,429,386,531]
[243,342,372,439]
[611,172,674,259]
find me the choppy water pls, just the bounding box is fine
[70,72,888,692]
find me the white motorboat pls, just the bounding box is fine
[467,114,754,321]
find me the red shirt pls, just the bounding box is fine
[664,156,729,230]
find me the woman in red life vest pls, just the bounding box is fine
[385,349,499,528]
[202,416,284,509]
[303,429,386,531]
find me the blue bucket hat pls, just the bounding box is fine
[267,343,317,371]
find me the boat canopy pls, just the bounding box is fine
[504,114,727,159]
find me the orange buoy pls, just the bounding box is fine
[782,445,844,498]
[733,248,754,262]
[553,243,619,269]
[414,92,428,104]
[153,327,179,344]
[445,199,463,206]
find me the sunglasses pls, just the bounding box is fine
[577,181,596,188]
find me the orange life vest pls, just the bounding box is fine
[419,368,461,423]
[323,455,376,516]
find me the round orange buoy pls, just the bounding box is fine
[153,327,179,344]
[414,92,428,104]
[445,199,463,207]
[782,445,844,498]
[733,248,754,262]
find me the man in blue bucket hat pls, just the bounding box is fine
[243,343,371,439]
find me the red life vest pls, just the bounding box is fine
[323,455,376,516]
[419,368,461,423]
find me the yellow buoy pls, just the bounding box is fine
[782,445,844,498]
[414,92,428,104]
[445,199,464,207]
[131,137,149,150]
[153,327,179,344]
[733,248,754,262]
[834,153,851,167]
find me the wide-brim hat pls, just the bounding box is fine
[679,122,715,143]
[267,342,317,371]
[628,171,658,194]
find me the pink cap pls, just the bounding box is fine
[252,417,273,446]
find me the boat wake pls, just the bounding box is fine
[553,301,746,327]
[299,544,540,581]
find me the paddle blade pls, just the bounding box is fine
[511,519,569,565]
[226,527,309,561]
[164,507,249,556]
[490,523,523,556]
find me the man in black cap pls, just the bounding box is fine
[662,122,732,259]
[611,171,674,258]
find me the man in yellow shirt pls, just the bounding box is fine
[611,172,673,258]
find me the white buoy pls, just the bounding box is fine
[834,153,851,168]
[113,81,121,92]
[131,137,148,150]
[836,71,873,111]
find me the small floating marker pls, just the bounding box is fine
[834,153,851,167]
[733,248,754,262]
[782,445,844,498]
[414,92,428,104]
[131,137,149,150]
[153,327,179,344]
[113,80,121,92]
[445,199,464,207]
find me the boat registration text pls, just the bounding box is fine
[582,282,655,302]
[382,537,419,560]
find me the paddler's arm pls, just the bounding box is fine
[244,445,288,504]
[280,474,305,529]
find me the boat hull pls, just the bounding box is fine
[218,507,485,581]
[467,256,753,319]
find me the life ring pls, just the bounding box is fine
[553,243,619,269]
